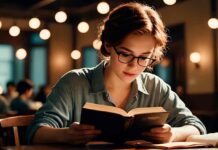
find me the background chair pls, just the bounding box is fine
[0,115,34,146]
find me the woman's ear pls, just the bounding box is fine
[104,42,112,54]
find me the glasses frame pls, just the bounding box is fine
[113,46,156,67]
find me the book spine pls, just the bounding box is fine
[124,117,134,140]
[124,117,134,130]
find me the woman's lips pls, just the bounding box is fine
[123,71,137,77]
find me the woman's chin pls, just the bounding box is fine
[121,76,136,83]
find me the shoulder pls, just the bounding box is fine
[10,98,28,109]
[54,67,95,88]
[62,68,91,80]
[11,98,24,104]
[139,72,170,91]
[0,95,7,104]
[140,72,165,83]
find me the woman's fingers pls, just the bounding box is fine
[142,124,174,143]
[70,122,95,130]
[150,124,171,133]
[67,122,102,144]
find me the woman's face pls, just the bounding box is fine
[26,88,33,99]
[107,33,156,83]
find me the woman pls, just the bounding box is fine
[27,2,206,145]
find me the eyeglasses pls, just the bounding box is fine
[113,46,156,67]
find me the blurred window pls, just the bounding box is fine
[0,44,14,92]
[29,33,47,93]
[30,33,46,45]
[82,47,99,68]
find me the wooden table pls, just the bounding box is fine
[1,145,218,150]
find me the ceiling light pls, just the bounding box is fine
[163,0,177,5]
[77,21,89,33]
[9,25,20,37]
[0,20,2,29]
[208,18,218,29]
[55,11,67,23]
[39,29,51,40]
[93,39,102,50]
[16,48,27,60]
[97,2,110,14]
[0,86,3,94]
[71,50,81,60]
[29,17,41,29]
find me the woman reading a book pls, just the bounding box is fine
[27,2,206,145]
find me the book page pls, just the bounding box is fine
[128,107,167,116]
[125,140,212,148]
[83,102,128,117]
[186,133,218,147]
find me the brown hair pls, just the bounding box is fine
[17,79,33,95]
[98,2,167,64]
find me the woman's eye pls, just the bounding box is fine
[139,57,147,60]
[120,53,131,57]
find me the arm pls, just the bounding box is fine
[141,75,206,143]
[33,123,101,145]
[143,124,200,143]
[26,72,91,144]
[172,125,200,141]
[155,78,206,135]
[33,126,69,144]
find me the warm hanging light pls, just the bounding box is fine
[97,2,110,14]
[208,18,218,29]
[9,25,20,37]
[163,0,177,5]
[77,21,89,33]
[39,28,51,40]
[0,20,2,29]
[93,39,102,50]
[71,50,81,60]
[29,17,41,29]
[55,10,67,23]
[16,48,27,60]
[0,85,3,94]
[190,52,201,63]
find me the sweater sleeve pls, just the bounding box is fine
[26,72,77,144]
[157,78,207,134]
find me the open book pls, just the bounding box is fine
[80,102,169,143]
[125,140,213,149]
[186,132,218,147]
[125,133,218,148]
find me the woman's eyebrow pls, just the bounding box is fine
[119,46,153,55]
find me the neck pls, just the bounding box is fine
[104,63,131,91]
[20,94,28,101]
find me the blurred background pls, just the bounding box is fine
[0,0,218,132]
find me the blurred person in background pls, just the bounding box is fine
[10,79,36,115]
[2,81,18,105]
[34,85,51,104]
[0,95,9,114]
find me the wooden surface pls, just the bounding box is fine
[0,115,34,127]
[1,144,218,150]
[0,115,34,146]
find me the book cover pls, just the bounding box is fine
[80,102,169,143]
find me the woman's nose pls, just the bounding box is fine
[127,58,138,67]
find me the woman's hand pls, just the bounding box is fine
[142,124,175,143]
[66,122,101,145]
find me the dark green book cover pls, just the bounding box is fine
[80,102,169,144]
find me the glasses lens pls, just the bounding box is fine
[118,53,134,63]
[138,58,154,67]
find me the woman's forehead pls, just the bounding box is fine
[118,33,156,53]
